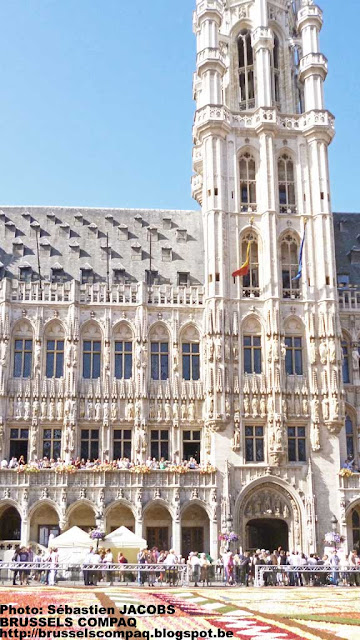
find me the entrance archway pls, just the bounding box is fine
[105,504,135,534]
[237,480,303,552]
[246,518,288,551]
[181,503,209,558]
[143,504,172,550]
[29,503,59,546]
[68,503,96,532]
[0,506,21,541]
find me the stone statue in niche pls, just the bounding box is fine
[157,403,163,421]
[322,396,329,421]
[95,400,102,422]
[34,341,41,370]
[319,341,328,365]
[172,400,179,421]
[215,337,222,362]
[15,397,23,420]
[302,396,309,415]
[225,397,231,418]
[311,397,320,423]
[310,422,320,451]
[103,400,109,425]
[126,400,134,421]
[32,399,39,420]
[260,396,266,418]
[40,399,47,421]
[111,401,118,422]
[352,348,360,371]
[165,400,172,422]
[24,399,31,422]
[243,395,250,417]
[232,426,240,451]
[79,398,85,419]
[149,401,156,420]
[251,395,258,418]
[87,400,94,421]
[331,395,339,419]
[309,339,317,364]
[181,401,187,420]
[188,400,195,422]
[208,339,214,363]
[55,397,63,421]
[329,340,336,364]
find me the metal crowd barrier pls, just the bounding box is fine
[0,562,188,586]
[254,564,360,587]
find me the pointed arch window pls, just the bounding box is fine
[281,234,300,299]
[352,509,360,551]
[278,154,296,213]
[346,415,355,459]
[238,30,255,110]
[239,153,257,212]
[342,338,351,384]
[241,232,259,298]
[271,35,280,106]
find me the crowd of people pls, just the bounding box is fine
[2,456,212,472]
[219,548,360,587]
[6,545,360,587]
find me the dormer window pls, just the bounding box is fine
[19,265,32,282]
[178,272,189,286]
[113,268,126,284]
[51,264,65,283]
[162,247,172,262]
[176,229,187,243]
[145,270,158,285]
[80,265,94,284]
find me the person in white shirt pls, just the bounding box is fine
[189,552,201,586]
[83,547,94,586]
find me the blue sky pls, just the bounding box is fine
[0,0,358,212]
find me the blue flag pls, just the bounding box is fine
[292,221,308,281]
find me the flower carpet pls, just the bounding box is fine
[1,586,360,640]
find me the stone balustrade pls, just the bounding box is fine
[193,105,335,137]
[0,278,205,308]
[0,469,217,490]
[338,289,360,312]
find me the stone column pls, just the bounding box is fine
[209,519,218,560]
[20,518,29,546]
[172,519,181,555]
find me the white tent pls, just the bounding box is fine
[104,526,147,561]
[51,526,93,564]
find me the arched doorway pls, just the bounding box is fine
[105,504,135,534]
[246,518,288,551]
[181,503,209,558]
[0,506,21,541]
[238,481,302,552]
[29,503,59,546]
[143,504,171,550]
[68,503,96,532]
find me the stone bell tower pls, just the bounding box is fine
[192,0,344,551]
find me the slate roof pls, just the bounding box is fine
[0,206,203,286]
[333,212,360,286]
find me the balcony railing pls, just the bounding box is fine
[1,279,205,307]
[338,289,360,311]
[0,469,217,489]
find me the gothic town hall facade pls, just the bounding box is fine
[0,0,359,559]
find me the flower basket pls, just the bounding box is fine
[130,465,151,474]
[324,531,345,545]
[90,528,106,550]
[339,468,354,478]
[219,531,239,542]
